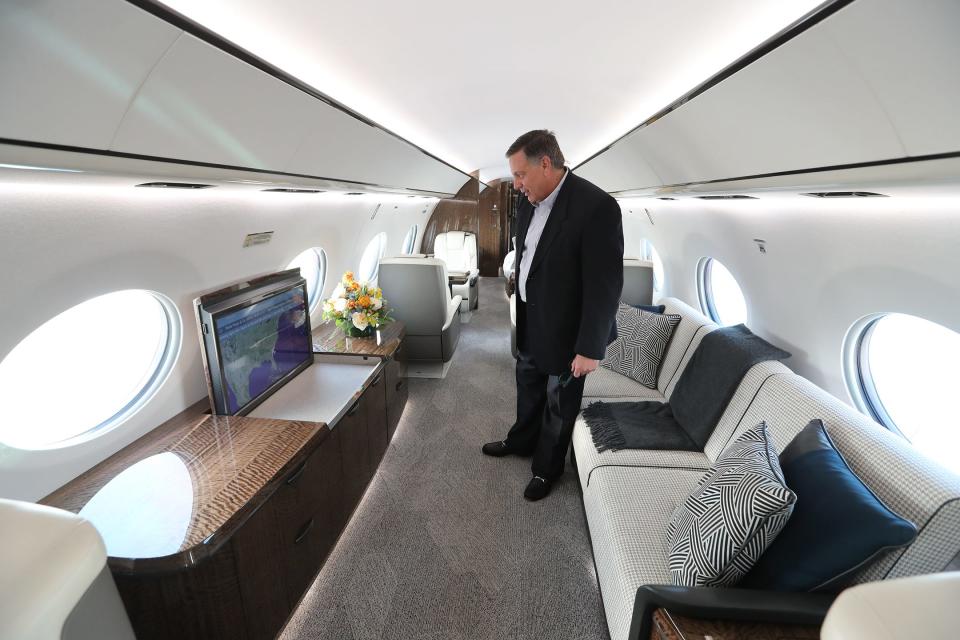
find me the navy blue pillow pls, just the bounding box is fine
[632,304,665,314]
[741,419,917,592]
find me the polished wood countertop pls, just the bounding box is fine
[311,320,404,358]
[40,400,329,573]
[651,609,819,640]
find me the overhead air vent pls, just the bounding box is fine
[262,188,324,193]
[800,191,888,198]
[345,192,365,196]
[657,197,676,201]
[696,195,757,200]
[136,182,215,189]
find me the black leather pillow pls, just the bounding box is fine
[741,419,917,592]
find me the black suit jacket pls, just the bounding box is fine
[514,171,624,374]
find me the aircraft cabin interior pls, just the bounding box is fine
[2,0,960,639]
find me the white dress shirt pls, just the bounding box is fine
[518,169,569,302]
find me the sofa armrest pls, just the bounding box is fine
[627,585,836,640]
[444,296,462,331]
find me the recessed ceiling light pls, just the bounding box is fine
[800,191,888,198]
[136,182,215,189]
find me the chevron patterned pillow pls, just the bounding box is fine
[667,421,797,587]
[601,304,681,388]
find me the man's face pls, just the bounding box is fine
[509,152,552,204]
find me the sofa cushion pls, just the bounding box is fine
[584,466,704,640]
[571,416,709,488]
[583,366,667,401]
[602,304,680,388]
[742,419,917,592]
[667,422,796,587]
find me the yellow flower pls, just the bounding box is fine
[344,271,355,282]
[357,295,371,307]
[349,281,360,292]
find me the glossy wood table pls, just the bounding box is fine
[311,319,404,358]
[650,609,820,640]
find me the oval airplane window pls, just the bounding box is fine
[359,232,388,282]
[848,313,960,473]
[0,290,181,450]
[640,239,665,293]
[286,247,327,312]
[402,224,419,255]
[698,258,748,326]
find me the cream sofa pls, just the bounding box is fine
[574,297,960,640]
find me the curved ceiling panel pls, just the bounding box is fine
[0,0,180,149]
[112,34,317,171]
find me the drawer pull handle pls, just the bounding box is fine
[285,460,308,485]
[395,381,404,391]
[347,400,361,416]
[294,517,315,544]
[371,373,383,387]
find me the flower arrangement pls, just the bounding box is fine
[322,271,390,337]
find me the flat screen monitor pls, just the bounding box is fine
[196,270,313,415]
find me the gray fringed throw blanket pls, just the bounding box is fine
[585,324,791,453]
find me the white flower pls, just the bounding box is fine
[371,298,383,310]
[333,298,348,313]
[322,300,333,313]
[332,284,346,298]
[351,312,369,330]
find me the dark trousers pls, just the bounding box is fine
[505,350,586,480]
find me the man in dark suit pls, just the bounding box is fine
[482,130,623,501]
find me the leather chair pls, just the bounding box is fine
[433,231,479,311]
[622,258,655,306]
[378,258,461,366]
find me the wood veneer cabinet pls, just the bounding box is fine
[42,345,408,640]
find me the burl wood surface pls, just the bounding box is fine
[651,609,820,640]
[41,400,329,572]
[311,319,404,357]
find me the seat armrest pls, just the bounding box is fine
[628,585,836,640]
[444,296,462,330]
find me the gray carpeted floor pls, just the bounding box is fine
[281,277,609,640]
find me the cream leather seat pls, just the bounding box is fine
[0,499,135,640]
[378,257,462,367]
[433,231,479,311]
[621,258,654,306]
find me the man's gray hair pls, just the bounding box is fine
[506,130,565,169]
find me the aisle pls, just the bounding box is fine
[281,277,609,640]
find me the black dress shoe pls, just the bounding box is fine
[482,440,513,457]
[524,476,552,501]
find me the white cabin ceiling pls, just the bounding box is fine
[157,0,827,182]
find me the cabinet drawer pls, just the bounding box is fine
[273,434,345,608]
[385,357,407,438]
[366,369,389,467]
[336,395,371,516]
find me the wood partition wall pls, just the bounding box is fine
[421,177,514,277]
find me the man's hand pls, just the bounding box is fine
[571,354,599,378]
